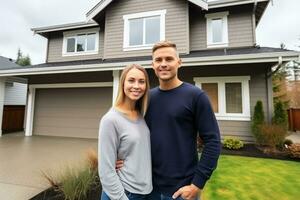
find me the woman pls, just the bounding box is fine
[98,64,152,200]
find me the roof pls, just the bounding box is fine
[0,47,299,77]
[0,56,21,70]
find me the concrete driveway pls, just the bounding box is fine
[0,132,97,200]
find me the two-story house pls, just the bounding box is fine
[0,0,299,140]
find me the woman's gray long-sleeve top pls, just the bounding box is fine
[98,108,152,200]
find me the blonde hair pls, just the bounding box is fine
[114,64,150,116]
[152,40,178,55]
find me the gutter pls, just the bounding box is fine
[0,52,299,77]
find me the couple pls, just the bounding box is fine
[98,41,221,200]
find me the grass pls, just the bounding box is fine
[202,155,300,200]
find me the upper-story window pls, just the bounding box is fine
[123,10,166,51]
[62,28,99,56]
[205,11,229,48]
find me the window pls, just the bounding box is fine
[123,10,166,51]
[205,12,229,48]
[62,28,99,56]
[194,76,251,121]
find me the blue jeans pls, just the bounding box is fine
[147,189,200,200]
[101,191,148,200]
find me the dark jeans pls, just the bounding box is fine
[147,189,200,200]
[101,191,148,200]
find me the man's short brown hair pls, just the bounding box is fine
[152,40,177,54]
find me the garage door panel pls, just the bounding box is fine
[33,87,112,138]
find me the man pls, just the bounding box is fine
[145,41,220,200]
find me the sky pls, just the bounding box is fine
[0,0,299,64]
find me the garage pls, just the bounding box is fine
[33,87,112,139]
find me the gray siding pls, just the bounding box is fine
[190,7,254,51]
[103,0,189,59]
[177,64,269,142]
[47,29,104,63]
[4,83,27,105]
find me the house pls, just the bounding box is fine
[0,56,27,135]
[0,0,299,141]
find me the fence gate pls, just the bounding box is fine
[288,108,300,131]
[1,105,25,133]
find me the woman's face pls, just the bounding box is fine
[123,68,146,102]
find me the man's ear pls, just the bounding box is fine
[178,58,182,68]
[151,61,155,69]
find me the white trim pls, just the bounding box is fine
[62,28,100,56]
[24,82,113,137]
[123,10,166,51]
[194,76,251,121]
[208,0,269,9]
[189,0,208,10]
[32,22,98,34]
[206,11,229,48]
[112,70,120,105]
[0,78,6,137]
[0,52,299,77]
[25,87,35,136]
[86,0,113,22]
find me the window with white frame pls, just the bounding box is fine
[205,11,229,48]
[62,28,99,56]
[194,76,251,121]
[123,10,166,51]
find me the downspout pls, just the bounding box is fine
[252,0,257,45]
[266,56,283,123]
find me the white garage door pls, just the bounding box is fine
[33,87,112,138]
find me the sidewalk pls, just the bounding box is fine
[286,131,300,143]
[0,132,97,200]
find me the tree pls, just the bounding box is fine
[272,101,288,131]
[251,101,265,144]
[16,48,31,66]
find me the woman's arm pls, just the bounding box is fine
[98,117,128,200]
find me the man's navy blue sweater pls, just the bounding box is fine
[145,82,221,196]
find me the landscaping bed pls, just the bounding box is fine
[221,143,300,162]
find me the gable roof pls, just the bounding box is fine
[0,56,20,70]
[86,0,269,21]
[86,0,209,21]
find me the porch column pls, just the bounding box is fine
[112,70,120,105]
[0,78,6,137]
[25,86,36,136]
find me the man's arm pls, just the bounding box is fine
[173,92,221,199]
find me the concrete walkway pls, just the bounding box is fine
[286,131,300,143]
[0,132,97,200]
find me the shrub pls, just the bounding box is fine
[272,101,288,130]
[284,139,293,146]
[223,137,244,150]
[251,101,265,144]
[287,143,300,158]
[42,149,99,200]
[260,124,287,149]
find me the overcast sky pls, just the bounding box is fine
[0,0,299,64]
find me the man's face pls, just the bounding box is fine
[152,47,182,82]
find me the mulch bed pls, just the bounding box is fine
[221,143,300,162]
[30,184,102,200]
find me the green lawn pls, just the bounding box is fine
[202,155,300,200]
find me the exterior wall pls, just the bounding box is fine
[177,64,269,142]
[27,71,113,85]
[103,0,189,59]
[190,5,254,51]
[47,29,104,63]
[4,82,27,105]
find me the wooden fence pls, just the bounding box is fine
[1,105,25,133]
[288,108,300,131]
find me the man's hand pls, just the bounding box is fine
[115,159,124,171]
[172,184,201,200]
